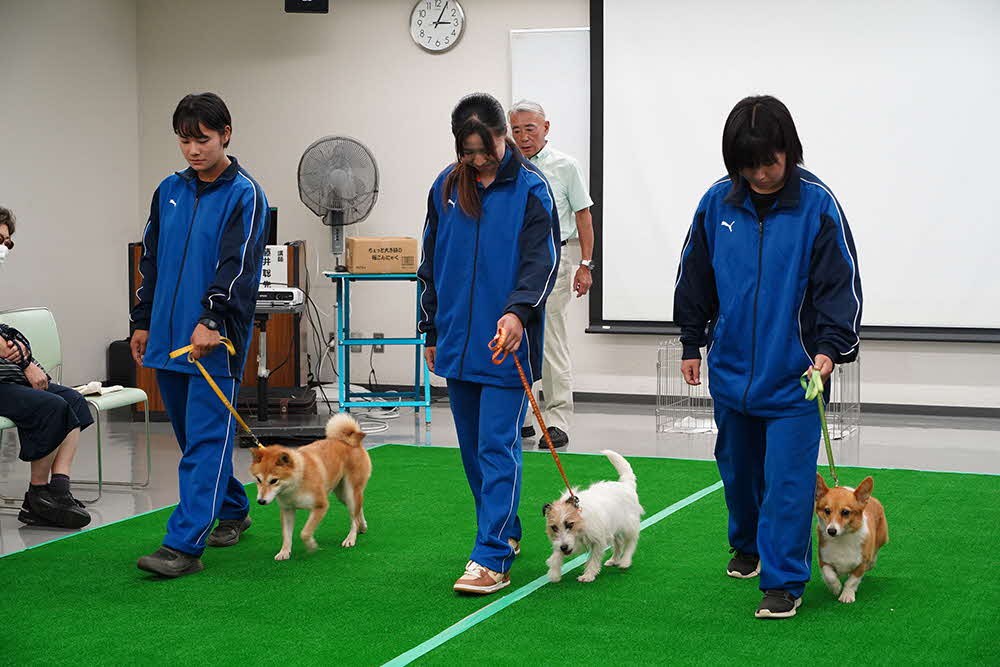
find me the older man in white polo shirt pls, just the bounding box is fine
[509,99,594,449]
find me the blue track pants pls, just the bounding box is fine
[714,402,821,597]
[157,369,249,556]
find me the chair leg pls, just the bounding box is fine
[76,404,103,505]
[73,400,154,496]
[136,400,151,488]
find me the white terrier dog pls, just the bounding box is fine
[543,450,644,583]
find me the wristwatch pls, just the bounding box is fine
[198,317,221,331]
[580,259,596,271]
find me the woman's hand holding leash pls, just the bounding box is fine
[190,323,221,360]
[807,353,834,383]
[495,313,523,353]
[489,327,577,501]
[424,346,436,372]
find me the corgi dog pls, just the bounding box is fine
[814,474,888,603]
[250,413,372,561]
[544,450,644,583]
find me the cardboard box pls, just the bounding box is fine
[345,236,419,274]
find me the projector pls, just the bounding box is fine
[256,286,305,313]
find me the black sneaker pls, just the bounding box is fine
[755,589,802,619]
[18,487,91,529]
[54,490,87,509]
[137,546,204,578]
[521,426,535,438]
[206,515,252,547]
[537,426,569,449]
[726,548,761,578]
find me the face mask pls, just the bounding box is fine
[0,246,7,267]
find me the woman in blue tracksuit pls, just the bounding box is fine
[129,93,268,578]
[674,95,862,618]
[418,93,560,595]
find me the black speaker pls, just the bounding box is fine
[107,339,135,387]
[285,0,328,13]
[267,207,278,245]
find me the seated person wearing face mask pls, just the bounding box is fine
[0,206,92,529]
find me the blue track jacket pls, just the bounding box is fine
[673,166,862,416]
[418,149,560,388]
[130,157,268,380]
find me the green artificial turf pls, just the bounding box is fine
[1,445,721,665]
[416,466,1000,666]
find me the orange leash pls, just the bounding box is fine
[490,331,577,501]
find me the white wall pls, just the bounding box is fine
[5,0,991,408]
[0,0,139,385]
[134,0,590,389]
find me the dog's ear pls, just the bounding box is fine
[542,503,551,517]
[854,476,874,505]
[250,448,263,464]
[277,452,292,467]
[814,473,829,503]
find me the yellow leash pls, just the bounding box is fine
[168,338,265,449]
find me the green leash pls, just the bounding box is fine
[801,370,839,487]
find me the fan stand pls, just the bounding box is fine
[327,210,348,272]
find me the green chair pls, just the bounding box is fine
[0,307,150,505]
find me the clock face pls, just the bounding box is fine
[410,0,465,53]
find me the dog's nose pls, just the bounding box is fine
[560,545,571,554]
[827,527,837,536]
[258,499,267,505]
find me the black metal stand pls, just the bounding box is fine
[256,313,269,422]
[238,307,326,447]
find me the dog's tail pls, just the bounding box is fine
[601,449,636,490]
[326,413,365,447]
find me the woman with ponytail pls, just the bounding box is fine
[417,93,560,595]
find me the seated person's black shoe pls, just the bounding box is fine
[137,546,204,578]
[521,425,535,439]
[206,515,252,547]
[18,486,91,529]
[755,589,802,619]
[538,426,569,449]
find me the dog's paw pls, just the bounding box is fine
[838,589,856,604]
[547,569,562,583]
[274,551,291,561]
[304,537,319,552]
[577,573,596,583]
[616,559,632,570]
[604,558,619,567]
[341,535,356,548]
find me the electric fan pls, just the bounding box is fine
[297,136,379,270]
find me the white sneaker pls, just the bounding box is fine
[453,560,510,595]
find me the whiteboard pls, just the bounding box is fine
[510,28,590,180]
[602,0,1000,329]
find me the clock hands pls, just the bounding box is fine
[432,1,449,27]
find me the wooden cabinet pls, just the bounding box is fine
[128,241,306,415]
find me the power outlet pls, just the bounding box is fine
[373,332,384,353]
[350,331,362,353]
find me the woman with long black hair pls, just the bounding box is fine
[418,93,560,594]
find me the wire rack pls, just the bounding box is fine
[656,338,860,448]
